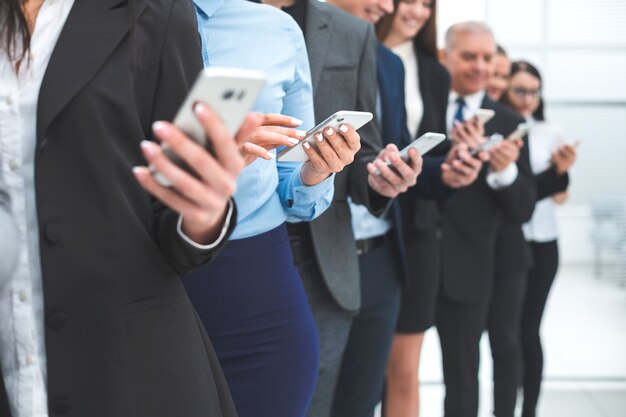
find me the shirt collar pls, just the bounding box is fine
[193,0,227,18]
[449,89,485,113]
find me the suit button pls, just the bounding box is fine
[44,222,62,244]
[49,399,71,415]
[46,312,68,330]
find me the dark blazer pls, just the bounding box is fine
[0,369,8,417]
[301,0,385,312]
[32,0,238,416]
[536,166,569,200]
[399,48,451,237]
[441,94,536,304]
[376,44,450,287]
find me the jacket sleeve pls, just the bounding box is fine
[148,0,236,275]
[535,166,569,200]
[346,24,390,216]
[492,136,537,223]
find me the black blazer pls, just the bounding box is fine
[399,48,451,238]
[26,1,238,416]
[441,95,536,304]
[0,372,8,417]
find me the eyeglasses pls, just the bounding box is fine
[511,87,541,98]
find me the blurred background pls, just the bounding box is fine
[404,1,626,416]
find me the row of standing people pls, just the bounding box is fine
[0,1,578,417]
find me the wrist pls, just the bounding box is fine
[301,162,331,186]
[181,204,228,244]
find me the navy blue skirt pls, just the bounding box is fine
[182,224,319,417]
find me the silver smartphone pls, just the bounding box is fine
[506,123,530,141]
[469,133,504,156]
[277,110,373,162]
[469,108,495,125]
[375,132,447,176]
[152,67,266,186]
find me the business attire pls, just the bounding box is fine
[0,1,241,416]
[181,2,333,417]
[282,2,388,416]
[331,43,449,417]
[393,42,451,335]
[520,120,569,417]
[436,91,536,417]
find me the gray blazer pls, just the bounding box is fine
[0,166,17,285]
[303,0,384,311]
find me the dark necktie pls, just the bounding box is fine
[453,96,466,124]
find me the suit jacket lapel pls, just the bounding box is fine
[305,0,333,90]
[37,0,146,142]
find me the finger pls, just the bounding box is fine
[389,151,419,183]
[193,102,244,175]
[303,141,331,173]
[140,140,234,205]
[241,142,274,162]
[367,163,396,195]
[133,166,225,220]
[339,124,361,151]
[315,132,343,172]
[152,121,236,198]
[261,113,304,127]
[324,127,355,164]
[251,130,302,149]
[374,159,405,190]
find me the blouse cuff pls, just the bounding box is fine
[486,163,518,190]
[176,200,234,250]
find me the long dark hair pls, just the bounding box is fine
[375,0,438,58]
[501,60,546,121]
[1,0,30,63]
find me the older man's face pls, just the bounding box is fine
[444,31,496,96]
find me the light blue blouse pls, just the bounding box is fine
[193,0,334,240]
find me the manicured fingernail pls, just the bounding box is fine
[288,138,300,145]
[291,118,303,126]
[316,133,324,142]
[339,125,349,133]
[303,142,311,149]
[194,102,209,117]
[325,127,334,136]
[267,151,276,159]
[141,140,158,157]
[295,130,306,138]
[132,166,149,177]
[152,121,170,136]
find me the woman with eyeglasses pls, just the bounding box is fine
[501,61,578,417]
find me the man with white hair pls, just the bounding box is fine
[436,21,536,417]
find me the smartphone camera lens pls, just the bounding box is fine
[337,117,344,122]
[222,90,235,100]
[237,91,246,101]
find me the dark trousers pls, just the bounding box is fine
[436,293,490,417]
[331,241,402,417]
[521,241,559,417]
[488,271,528,417]
[291,233,356,417]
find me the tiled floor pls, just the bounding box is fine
[377,265,626,417]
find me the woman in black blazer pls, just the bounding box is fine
[0,1,250,416]
[377,1,451,415]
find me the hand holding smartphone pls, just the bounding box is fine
[151,67,266,186]
[277,111,373,162]
[374,132,446,175]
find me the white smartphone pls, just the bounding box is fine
[375,132,446,175]
[276,110,373,162]
[152,67,266,186]
[468,108,495,125]
[469,133,503,156]
[506,123,530,141]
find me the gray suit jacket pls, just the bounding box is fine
[0,166,17,285]
[303,0,384,311]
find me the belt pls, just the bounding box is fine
[355,234,387,256]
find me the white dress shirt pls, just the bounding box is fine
[522,119,565,242]
[446,90,518,189]
[0,2,75,416]
[392,41,423,139]
[0,2,232,416]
